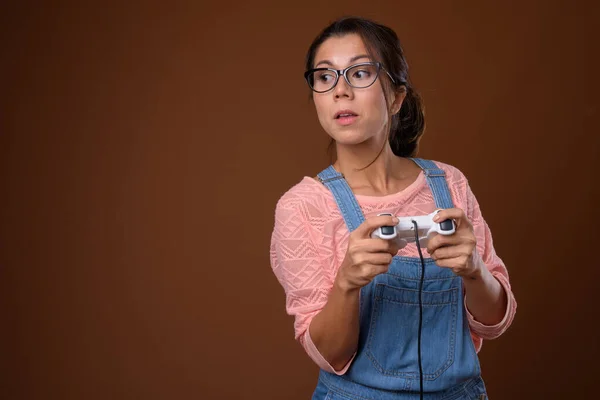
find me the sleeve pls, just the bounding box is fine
[269,193,354,374]
[462,177,517,346]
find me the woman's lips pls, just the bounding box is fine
[335,115,358,126]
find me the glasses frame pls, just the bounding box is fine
[304,61,397,93]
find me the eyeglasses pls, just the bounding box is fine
[304,61,397,93]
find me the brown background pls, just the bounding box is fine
[1,1,598,399]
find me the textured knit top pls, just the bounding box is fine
[269,161,517,374]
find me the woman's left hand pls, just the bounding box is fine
[428,208,484,279]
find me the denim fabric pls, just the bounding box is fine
[313,159,487,399]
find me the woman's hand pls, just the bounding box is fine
[428,208,485,279]
[336,214,405,292]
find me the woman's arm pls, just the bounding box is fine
[270,193,399,374]
[462,254,508,325]
[428,167,517,340]
[308,278,360,372]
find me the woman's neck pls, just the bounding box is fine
[333,143,416,197]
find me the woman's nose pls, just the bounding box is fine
[333,76,353,99]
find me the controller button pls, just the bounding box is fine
[381,226,395,235]
[439,220,454,231]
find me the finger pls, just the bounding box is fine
[364,263,391,279]
[433,208,470,229]
[363,237,403,255]
[359,238,395,253]
[427,233,464,253]
[372,263,391,276]
[355,214,399,238]
[360,240,404,255]
[352,251,393,268]
[363,253,394,266]
[430,245,472,262]
[433,256,470,274]
[432,254,463,266]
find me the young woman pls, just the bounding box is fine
[269,16,516,400]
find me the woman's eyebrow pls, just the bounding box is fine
[315,54,371,68]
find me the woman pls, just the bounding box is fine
[269,16,516,400]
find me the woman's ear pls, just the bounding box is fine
[391,86,407,114]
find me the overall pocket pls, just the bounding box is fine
[365,283,458,379]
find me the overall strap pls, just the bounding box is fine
[409,158,455,209]
[316,166,365,232]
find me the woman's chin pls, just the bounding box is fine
[327,129,373,146]
[326,126,363,141]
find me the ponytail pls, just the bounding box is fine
[389,85,425,157]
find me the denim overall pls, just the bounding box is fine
[312,158,488,400]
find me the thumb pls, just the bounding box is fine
[356,214,399,238]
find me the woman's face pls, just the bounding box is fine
[311,34,403,147]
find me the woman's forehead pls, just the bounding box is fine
[314,34,371,68]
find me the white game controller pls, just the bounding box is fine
[371,210,456,248]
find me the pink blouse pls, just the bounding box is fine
[269,161,517,374]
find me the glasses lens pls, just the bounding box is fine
[308,69,338,92]
[347,63,379,88]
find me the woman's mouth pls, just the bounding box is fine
[334,110,358,126]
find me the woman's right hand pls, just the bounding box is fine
[336,214,406,292]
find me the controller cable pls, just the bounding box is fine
[412,220,425,400]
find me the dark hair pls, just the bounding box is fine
[305,16,425,159]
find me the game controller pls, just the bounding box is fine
[371,210,456,248]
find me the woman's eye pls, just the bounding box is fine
[318,73,334,82]
[353,69,371,79]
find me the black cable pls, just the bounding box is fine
[412,220,425,400]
